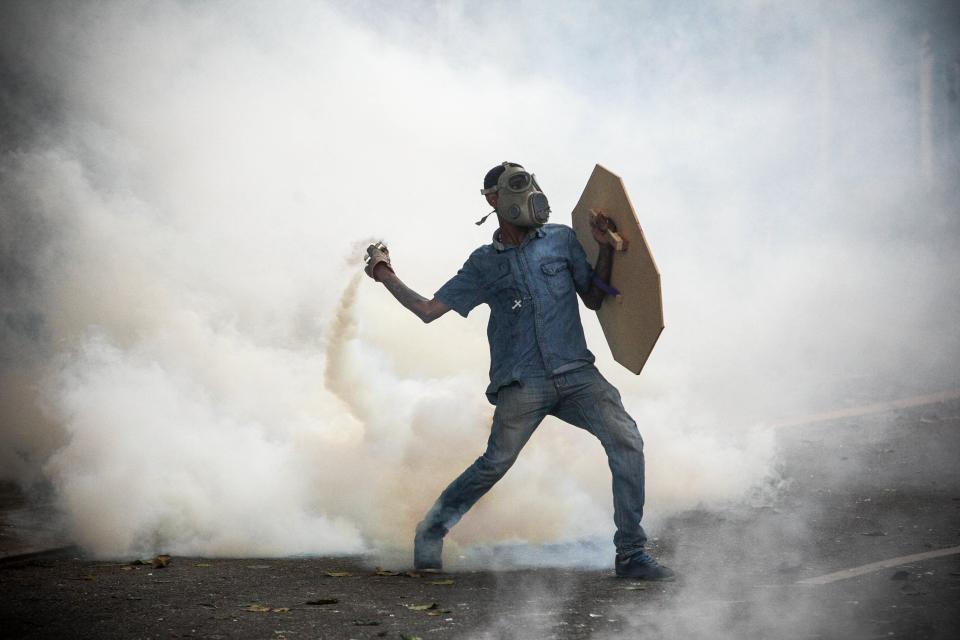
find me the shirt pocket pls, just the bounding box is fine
[540,258,572,297]
[484,270,524,316]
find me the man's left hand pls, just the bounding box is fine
[590,211,617,247]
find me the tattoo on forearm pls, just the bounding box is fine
[583,245,614,310]
[381,274,430,318]
[594,245,613,281]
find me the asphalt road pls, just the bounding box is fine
[2,398,958,639]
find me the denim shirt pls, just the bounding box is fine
[435,223,596,404]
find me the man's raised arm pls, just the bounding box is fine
[578,212,620,311]
[579,244,614,311]
[365,242,450,324]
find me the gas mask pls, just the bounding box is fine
[477,162,551,227]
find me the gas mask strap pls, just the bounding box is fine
[475,209,496,226]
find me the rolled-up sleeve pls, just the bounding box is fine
[566,227,594,295]
[435,256,485,317]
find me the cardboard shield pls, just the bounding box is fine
[571,164,663,374]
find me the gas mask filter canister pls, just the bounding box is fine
[478,161,551,227]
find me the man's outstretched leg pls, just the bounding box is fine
[551,365,674,580]
[414,378,554,570]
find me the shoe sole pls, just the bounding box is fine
[615,572,676,581]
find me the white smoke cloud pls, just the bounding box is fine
[0,0,956,562]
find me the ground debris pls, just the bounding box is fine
[374,567,401,576]
[891,570,909,580]
[305,598,339,605]
[152,555,172,568]
[429,579,455,585]
[405,602,438,611]
[352,619,380,626]
[900,583,928,596]
[241,603,290,613]
[325,571,353,577]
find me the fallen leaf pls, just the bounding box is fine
[325,571,353,577]
[427,609,452,617]
[305,598,339,605]
[352,620,380,626]
[152,555,172,568]
[429,579,455,585]
[374,568,401,576]
[400,635,423,640]
[405,603,438,611]
[404,571,421,578]
[272,607,291,613]
[194,563,212,568]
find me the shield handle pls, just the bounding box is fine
[589,209,628,252]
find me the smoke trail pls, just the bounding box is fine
[324,271,364,420]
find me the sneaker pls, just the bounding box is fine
[615,551,675,581]
[413,524,443,571]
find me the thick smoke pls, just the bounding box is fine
[0,0,957,566]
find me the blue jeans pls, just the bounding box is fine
[417,364,647,559]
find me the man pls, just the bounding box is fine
[363,162,673,580]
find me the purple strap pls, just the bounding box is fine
[592,274,620,297]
